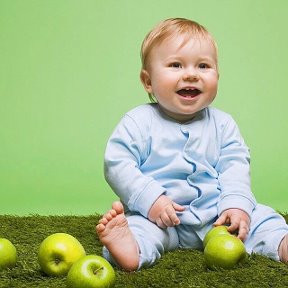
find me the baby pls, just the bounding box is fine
[96,18,288,271]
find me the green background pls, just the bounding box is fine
[1,0,287,215]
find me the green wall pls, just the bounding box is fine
[1,0,288,215]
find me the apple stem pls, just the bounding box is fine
[93,267,104,275]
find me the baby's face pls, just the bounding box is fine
[141,35,219,122]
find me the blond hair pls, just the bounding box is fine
[141,18,217,70]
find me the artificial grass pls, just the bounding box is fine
[0,214,287,288]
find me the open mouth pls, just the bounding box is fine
[177,88,201,98]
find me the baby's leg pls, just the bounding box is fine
[96,201,139,271]
[97,202,179,271]
[244,204,288,263]
[279,234,288,263]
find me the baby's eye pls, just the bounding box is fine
[170,62,182,68]
[199,63,209,69]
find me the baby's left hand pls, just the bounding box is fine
[214,208,250,241]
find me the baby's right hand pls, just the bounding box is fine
[148,195,185,228]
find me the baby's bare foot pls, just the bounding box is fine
[96,201,139,271]
[279,234,288,263]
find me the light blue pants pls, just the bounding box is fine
[103,204,288,269]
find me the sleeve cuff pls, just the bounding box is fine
[217,194,256,217]
[129,181,166,218]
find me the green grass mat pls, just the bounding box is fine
[0,214,287,288]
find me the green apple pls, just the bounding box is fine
[0,238,17,270]
[203,225,229,248]
[204,234,247,269]
[38,233,86,276]
[66,255,116,288]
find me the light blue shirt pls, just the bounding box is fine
[104,104,256,228]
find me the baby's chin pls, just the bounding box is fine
[158,105,201,123]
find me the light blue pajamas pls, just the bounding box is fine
[103,104,288,269]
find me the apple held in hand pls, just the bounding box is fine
[0,238,17,270]
[38,233,86,276]
[203,225,229,248]
[67,255,116,288]
[204,234,247,269]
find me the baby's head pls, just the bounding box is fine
[140,18,218,102]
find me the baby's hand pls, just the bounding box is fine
[148,195,185,228]
[214,208,251,241]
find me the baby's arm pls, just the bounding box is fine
[214,208,250,241]
[148,195,185,228]
[105,112,171,219]
[216,115,256,241]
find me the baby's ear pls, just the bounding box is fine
[140,69,152,93]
